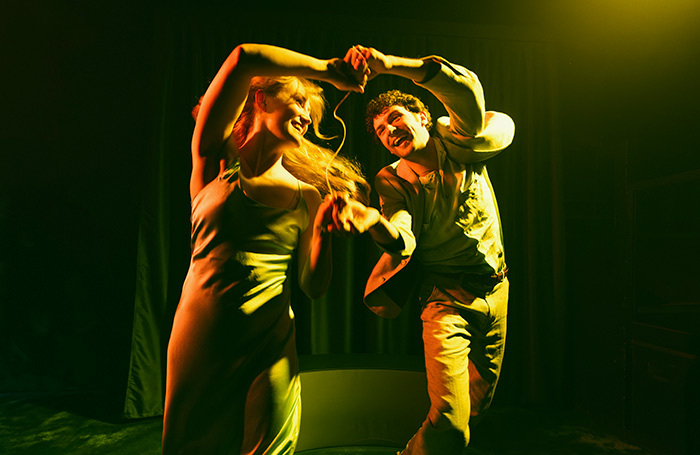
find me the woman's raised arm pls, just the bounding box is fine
[190,44,367,199]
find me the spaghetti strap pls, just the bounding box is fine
[294,178,306,212]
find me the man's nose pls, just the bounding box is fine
[386,124,396,134]
[299,113,311,126]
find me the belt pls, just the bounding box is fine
[425,267,508,297]
[490,267,509,282]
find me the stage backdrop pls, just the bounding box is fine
[123,7,563,419]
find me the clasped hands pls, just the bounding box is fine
[315,45,389,236]
[328,45,388,93]
[316,193,381,236]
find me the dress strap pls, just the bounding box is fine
[294,178,305,210]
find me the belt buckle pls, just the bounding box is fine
[491,267,508,282]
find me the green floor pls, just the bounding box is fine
[296,449,399,454]
[0,394,161,455]
[0,394,654,454]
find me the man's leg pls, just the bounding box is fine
[467,278,509,424]
[402,286,490,455]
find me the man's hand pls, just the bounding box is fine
[314,193,377,236]
[323,193,404,249]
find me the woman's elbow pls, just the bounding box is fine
[224,44,254,72]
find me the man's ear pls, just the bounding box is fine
[254,90,267,112]
[419,111,428,127]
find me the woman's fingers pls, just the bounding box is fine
[328,58,366,92]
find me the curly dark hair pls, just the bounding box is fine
[365,89,432,135]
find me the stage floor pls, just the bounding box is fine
[0,393,653,454]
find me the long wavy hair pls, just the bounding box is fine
[194,76,370,204]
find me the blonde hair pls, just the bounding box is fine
[194,76,370,204]
[284,138,370,205]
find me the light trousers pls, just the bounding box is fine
[402,277,509,455]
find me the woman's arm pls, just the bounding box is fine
[190,44,367,199]
[298,189,334,299]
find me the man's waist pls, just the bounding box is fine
[425,267,508,282]
[423,266,508,299]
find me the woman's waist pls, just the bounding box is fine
[179,267,291,313]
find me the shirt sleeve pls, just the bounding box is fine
[416,56,515,163]
[374,171,417,257]
[415,56,485,137]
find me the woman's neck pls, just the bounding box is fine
[238,131,288,178]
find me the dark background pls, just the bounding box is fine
[2,1,699,454]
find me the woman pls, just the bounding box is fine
[162,44,368,454]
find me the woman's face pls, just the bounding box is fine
[261,79,312,147]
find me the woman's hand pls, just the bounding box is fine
[313,194,342,236]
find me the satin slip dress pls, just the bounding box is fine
[163,164,307,455]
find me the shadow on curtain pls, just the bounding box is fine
[122,7,564,419]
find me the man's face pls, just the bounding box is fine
[373,105,430,159]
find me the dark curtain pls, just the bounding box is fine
[123,8,564,419]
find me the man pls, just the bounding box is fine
[336,45,515,454]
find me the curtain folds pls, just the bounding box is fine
[124,10,563,418]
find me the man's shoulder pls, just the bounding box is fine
[377,159,402,178]
[374,159,414,195]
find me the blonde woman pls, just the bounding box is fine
[162,43,368,454]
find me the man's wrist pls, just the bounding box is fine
[367,216,398,247]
